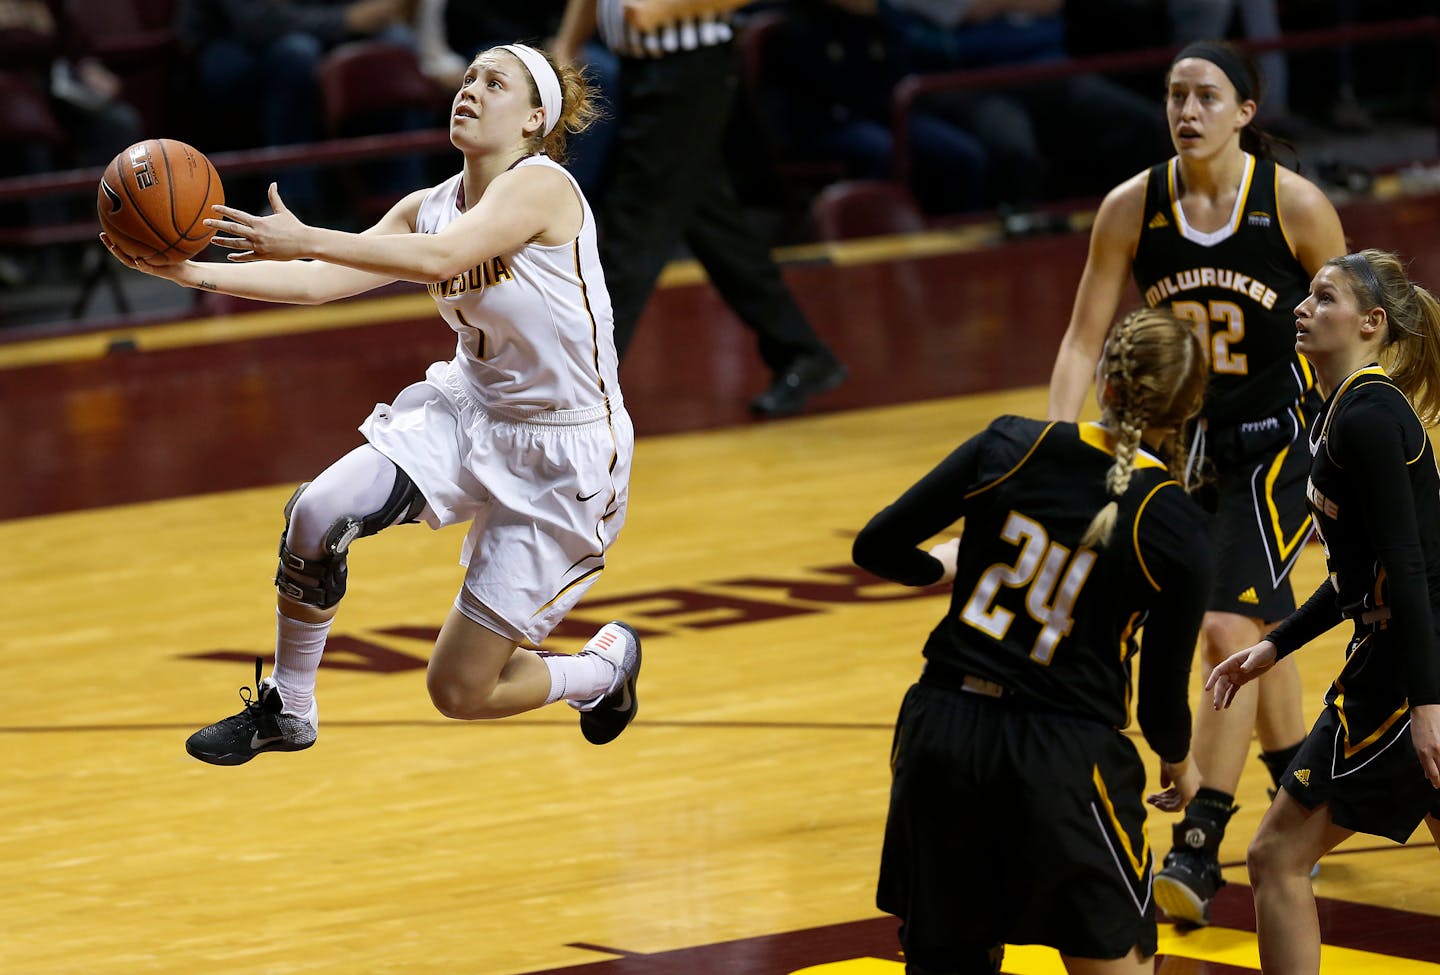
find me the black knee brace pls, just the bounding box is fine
[274,468,425,608]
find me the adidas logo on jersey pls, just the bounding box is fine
[1238,587,1260,605]
[1294,768,1311,786]
[1148,211,1170,229]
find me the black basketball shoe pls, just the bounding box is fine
[570,622,641,745]
[185,657,318,765]
[1154,823,1227,926]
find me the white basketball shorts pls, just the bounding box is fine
[360,359,633,645]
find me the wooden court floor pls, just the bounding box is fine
[6,200,1440,974]
[4,388,1439,975]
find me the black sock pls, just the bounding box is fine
[1188,787,1237,827]
[1260,743,1303,791]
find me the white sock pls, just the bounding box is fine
[539,650,616,707]
[271,608,330,723]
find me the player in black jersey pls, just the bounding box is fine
[1045,40,1347,926]
[856,308,1210,975]
[1207,250,1440,974]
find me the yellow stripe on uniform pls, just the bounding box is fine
[963,423,1056,499]
[1264,441,1313,563]
[1132,481,1180,591]
[1092,764,1149,881]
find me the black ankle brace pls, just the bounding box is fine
[1172,788,1237,855]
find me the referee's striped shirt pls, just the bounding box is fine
[597,0,734,57]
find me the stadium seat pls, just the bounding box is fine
[317,41,450,220]
[0,72,64,147]
[810,180,928,242]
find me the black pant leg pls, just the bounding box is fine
[598,43,829,370]
[677,45,831,372]
[684,187,831,371]
[596,47,737,359]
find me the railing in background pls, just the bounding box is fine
[0,129,454,216]
[0,129,455,320]
[3,13,1438,321]
[6,16,1438,216]
[890,16,1440,192]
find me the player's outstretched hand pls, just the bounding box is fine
[207,183,311,262]
[1411,703,1440,789]
[98,232,190,281]
[926,537,960,584]
[623,0,673,33]
[1147,753,1200,812]
[1205,640,1278,711]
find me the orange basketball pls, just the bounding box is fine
[97,139,224,265]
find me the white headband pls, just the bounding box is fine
[498,44,561,137]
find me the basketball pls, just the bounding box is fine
[97,139,224,265]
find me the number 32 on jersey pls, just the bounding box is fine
[1173,298,1248,375]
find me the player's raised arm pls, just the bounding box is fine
[1047,174,1146,421]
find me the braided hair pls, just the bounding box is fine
[1081,308,1209,547]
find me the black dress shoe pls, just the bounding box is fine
[749,352,848,418]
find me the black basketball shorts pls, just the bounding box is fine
[1199,395,1319,621]
[1282,702,1440,843]
[877,682,1158,965]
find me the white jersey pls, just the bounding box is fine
[414,155,619,416]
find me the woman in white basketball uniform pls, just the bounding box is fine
[100,44,642,764]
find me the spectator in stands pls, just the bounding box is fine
[0,0,143,281]
[879,0,1170,218]
[426,0,619,197]
[175,0,425,217]
[1322,0,1373,132]
[1168,0,1326,140]
[413,0,468,87]
[0,0,143,170]
[748,0,988,215]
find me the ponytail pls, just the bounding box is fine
[1081,308,1208,547]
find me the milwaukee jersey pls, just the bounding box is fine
[853,417,1211,759]
[1132,154,1314,425]
[1301,367,1440,730]
[415,155,619,416]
